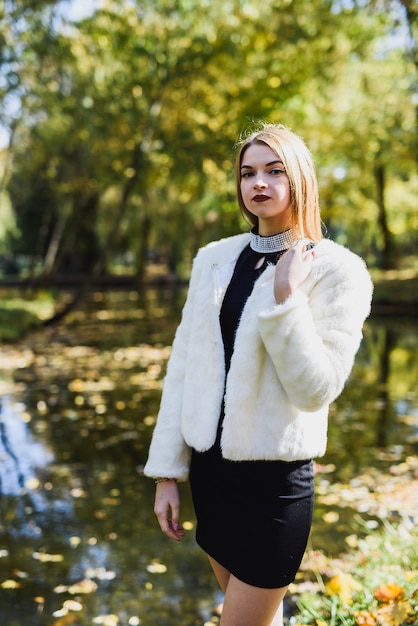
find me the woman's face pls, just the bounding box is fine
[240,142,292,236]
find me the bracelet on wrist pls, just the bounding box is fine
[154,477,177,484]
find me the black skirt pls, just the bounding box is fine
[189,443,314,589]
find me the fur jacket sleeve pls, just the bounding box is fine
[143,234,373,480]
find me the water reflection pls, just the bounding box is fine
[0,397,53,497]
[0,289,416,625]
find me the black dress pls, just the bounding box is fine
[189,244,314,589]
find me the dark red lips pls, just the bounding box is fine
[252,195,270,202]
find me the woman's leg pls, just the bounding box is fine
[270,602,284,626]
[208,555,231,592]
[207,555,287,626]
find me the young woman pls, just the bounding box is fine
[144,123,373,626]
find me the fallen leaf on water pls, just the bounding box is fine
[146,560,167,574]
[32,551,64,563]
[67,579,98,594]
[69,536,81,547]
[0,579,21,589]
[63,600,83,611]
[92,615,120,625]
[85,567,116,580]
[52,608,68,617]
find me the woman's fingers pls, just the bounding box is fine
[158,516,184,542]
[274,239,316,303]
[166,519,185,541]
[154,481,185,542]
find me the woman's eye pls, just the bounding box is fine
[241,172,254,178]
[270,168,285,175]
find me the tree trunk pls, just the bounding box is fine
[135,214,151,280]
[42,209,68,277]
[374,162,395,269]
[42,162,142,326]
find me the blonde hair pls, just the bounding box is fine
[235,123,322,242]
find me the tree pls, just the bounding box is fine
[3,0,415,287]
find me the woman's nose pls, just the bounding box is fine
[254,176,267,189]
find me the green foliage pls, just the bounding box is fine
[0,307,40,340]
[1,0,416,278]
[0,167,17,252]
[290,521,418,626]
[0,289,55,339]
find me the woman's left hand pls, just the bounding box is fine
[154,480,185,542]
[274,239,316,304]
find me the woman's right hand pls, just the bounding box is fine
[154,480,185,542]
[274,239,316,304]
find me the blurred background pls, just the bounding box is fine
[0,1,417,625]
[0,0,417,284]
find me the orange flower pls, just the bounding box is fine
[373,582,404,603]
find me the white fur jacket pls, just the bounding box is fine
[144,233,373,480]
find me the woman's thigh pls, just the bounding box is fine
[208,555,230,593]
[208,555,287,626]
[221,576,287,626]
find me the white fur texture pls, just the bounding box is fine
[144,234,373,480]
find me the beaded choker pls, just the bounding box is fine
[249,228,293,253]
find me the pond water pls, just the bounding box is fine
[0,288,417,626]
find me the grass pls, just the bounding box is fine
[0,289,56,340]
[289,520,418,626]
